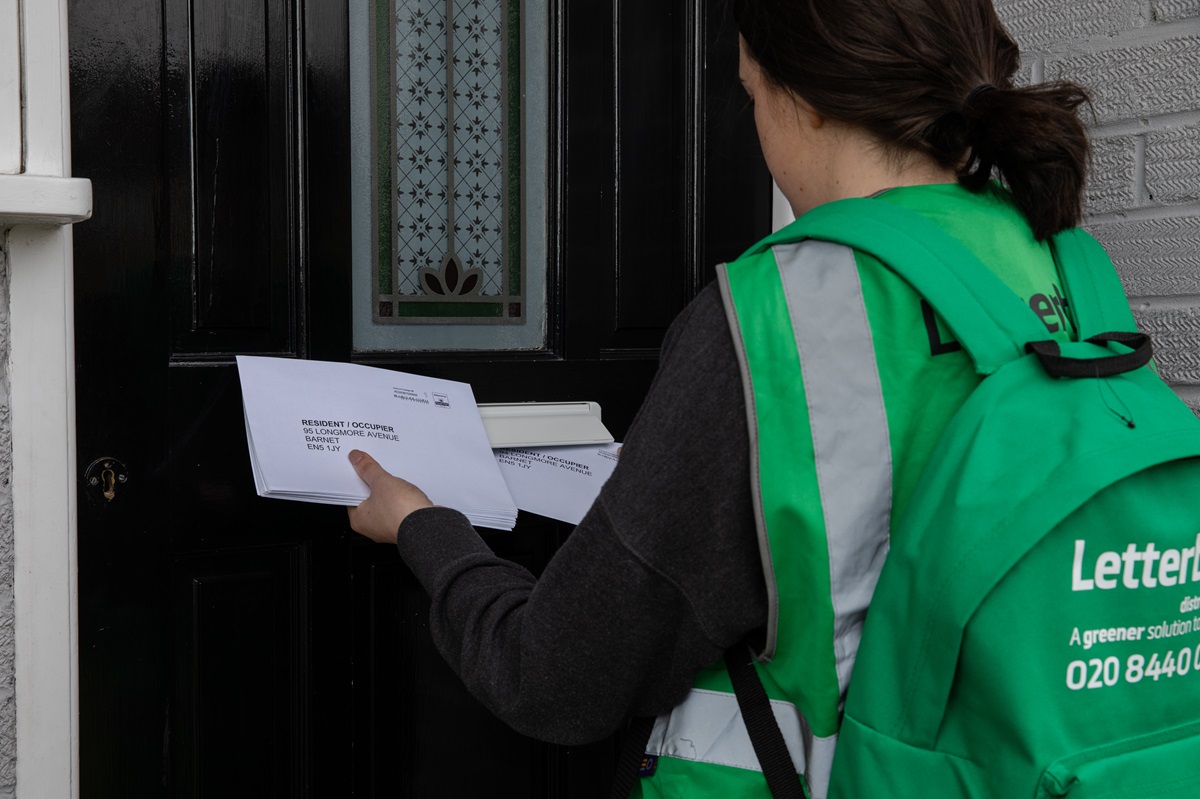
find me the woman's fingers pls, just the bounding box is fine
[346,450,433,544]
[349,449,386,487]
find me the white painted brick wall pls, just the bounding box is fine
[1087,135,1138,213]
[0,240,13,798]
[1098,214,1200,295]
[1146,125,1200,204]
[995,0,1148,51]
[1135,304,1200,383]
[995,0,1200,408]
[1049,34,1200,124]
[1154,0,1200,23]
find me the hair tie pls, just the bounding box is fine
[963,83,997,111]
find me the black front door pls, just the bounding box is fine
[69,0,769,795]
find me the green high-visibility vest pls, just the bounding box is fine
[638,189,1060,791]
[637,197,1200,799]
[638,200,920,799]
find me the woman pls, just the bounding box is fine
[349,0,1093,796]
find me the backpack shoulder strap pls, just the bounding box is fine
[1049,227,1137,339]
[749,197,1123,375]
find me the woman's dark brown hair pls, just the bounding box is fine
[734,0,1092,240]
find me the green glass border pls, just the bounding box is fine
[374,0,392,297]
[395,301,506,318]
[506,0,522,297]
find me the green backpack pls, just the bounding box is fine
[776,200,1200,798]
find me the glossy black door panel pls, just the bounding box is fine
[171,547,307,798]
[70,0,770,795]
[166,0,299,357]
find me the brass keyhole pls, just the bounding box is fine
[85,457,129,506]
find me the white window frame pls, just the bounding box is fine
[2,1,91,796]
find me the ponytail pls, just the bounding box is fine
[735,0,1094,240]
[952,82,1093,241]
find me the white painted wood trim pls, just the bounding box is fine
[0,0,20,175]
[0,175,92,226]
[21,0,71,177]
[9,0,81,796]
[7,225,79,799]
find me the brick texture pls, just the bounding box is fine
[1183,393,1200,416]
[1049,36,1200,124]
[1146,125,1200,204]
[1089,214,1200,297]
[1086,135,1138,213]
[1152,0,1200,22]
[993,0,1147,52]
[1134,305,1200,384]
[0,243,13,796]
[1012,58,1035,88]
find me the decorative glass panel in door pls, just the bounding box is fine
[350,0,548,351]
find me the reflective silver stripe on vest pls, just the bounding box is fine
[807,735,837,799]
[649,691,838,796]
[774,239,894,798]
[648,689,840,795]
[667,243,892,798]
[646,689,818,774]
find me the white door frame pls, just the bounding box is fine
[2,0,91,796]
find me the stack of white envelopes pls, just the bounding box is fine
[237,355,518,530]
[494,443,621,525]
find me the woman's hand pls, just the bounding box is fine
[346,450,434,544]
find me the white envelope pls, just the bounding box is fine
[494,443,621,525]
[237,355,518,530]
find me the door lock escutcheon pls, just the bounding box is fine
[85,457,129,503]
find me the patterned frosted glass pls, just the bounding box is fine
[376,0,523,323]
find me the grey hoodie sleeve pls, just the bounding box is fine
[395,284,767,745]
